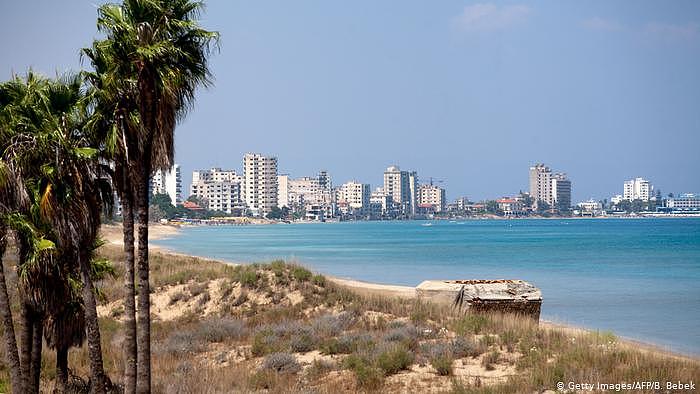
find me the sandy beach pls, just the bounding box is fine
[100,223,699,362]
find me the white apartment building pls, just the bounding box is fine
[370,188,391,217]
[623,178,651,201]
[529,163,571,211]
[383,165,418,216]
[337,181,371,215]
[418,184,447,213]
[151,164,182,205]
[577,199,603,216]
[190,168,243,214]
[665,193,700,211]
[551,173,572,211]
[277,174,290,208]
[243,153,278,216]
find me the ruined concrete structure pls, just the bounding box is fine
[415,279,542,320]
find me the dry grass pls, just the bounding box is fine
[0,243,698,393]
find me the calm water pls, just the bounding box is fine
[154,218,700,355]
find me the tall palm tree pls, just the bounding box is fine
[90,1,218,390]
[83,41,141,392]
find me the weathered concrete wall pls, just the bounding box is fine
[416,279,542,320]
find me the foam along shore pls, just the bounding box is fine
[100,223,699,362]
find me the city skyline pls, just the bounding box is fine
[2,1,699,201]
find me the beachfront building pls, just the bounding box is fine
[150,164,182,206]
[496,198,526,216]
[383,165,418,217]
[577,199,604,216]
[529,163,571,212]
[370,188,392,218]
[623,177,651,201]
[280,172,335,219]
[337,181,371,217]
[551,173,572,211]
[663,193,700,212]
[277,174,290,208]
[190,168,243,214]
[243,153,278,217]
[418,184,447,213]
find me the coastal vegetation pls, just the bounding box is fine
[3,240,697,392]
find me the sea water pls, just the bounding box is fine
[153,218,700,355]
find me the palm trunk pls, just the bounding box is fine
[19,302,33,392]
[121,174,137,394]
[0,234,24,393]
[79,250,106,394]
[135,164,151,393]
[54,346,68,394]
[29,318,42,392]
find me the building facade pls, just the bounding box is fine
[151,164,182,206]
[623,178,651,201]
[664,193,700,212]
[418,184,447,213]
[243,153,278,216]
[189,168,243,214]
[383,165,418,216]
[337,181,371,216]
[529,163,571,211]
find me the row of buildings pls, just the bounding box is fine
[182,153,447,220]
[148,158,698,219]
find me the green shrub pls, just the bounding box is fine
[291,266,312,282]
[430,352,454,376]
[376,344,414,375]
[311,274,326,287]
[452,314,490,335]
[344,354,384,389]
[239,268,260,287]
[252,329,283,356]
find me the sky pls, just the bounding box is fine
[1,1,699,202]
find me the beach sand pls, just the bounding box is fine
[100,223,698,362]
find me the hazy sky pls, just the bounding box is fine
[2,1,699,201]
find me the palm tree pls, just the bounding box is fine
[89,1,218,390]
[1,72,114,393]
[83,41,141,391]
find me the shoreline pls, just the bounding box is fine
[100,223,700,362]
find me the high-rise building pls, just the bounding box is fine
[337,181,371,216]
[190,168,243,214]
[623,178,651,201]
[551,173,571,211]
[277,174,290,208]
[243,153,278,216]
[418,184,447,213]
[529,163,571,211]
[383,165,418,216]
[151,164,182,206]
[529,164,552,209]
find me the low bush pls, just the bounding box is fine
[376,344,414,375]
[427,343,454,376]
[260,353,301,374]
[452,336,486,358]
[344,354,384,389]
[198,318,248,343]
[291,266,312,282]
[311,274,326,287]
[481,350,500,371]
[321,333,373,355]
[452,314,490,335]
[312,312,355,337]
[384,324,420,350]
[168,290,187,305]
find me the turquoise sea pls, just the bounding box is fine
[153,218,700,355]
